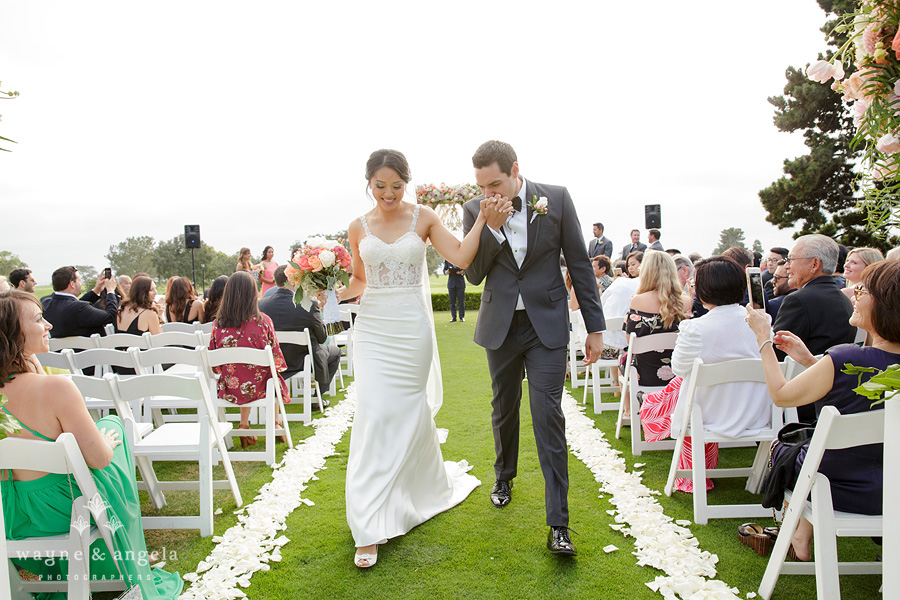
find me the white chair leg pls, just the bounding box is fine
[198,417,214,537]
[811,475,840,600]
[265,395,275,466]
[135,455,167,509]
[691,408,708,524]
[745,440,770,494]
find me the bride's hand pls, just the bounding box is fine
[480,196,511,230]
[316,290,329,306]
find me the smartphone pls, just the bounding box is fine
[104,267,112,280]
[747,267,765,311]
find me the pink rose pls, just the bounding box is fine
[877,133,900,154]
[308,255,323,272]
[296,255,311,270]
[806,60,835,84]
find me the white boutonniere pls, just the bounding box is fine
[530,195,548,223]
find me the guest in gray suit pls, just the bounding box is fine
[588,222,613,258]
[620,229,648,260]
[463,140,605,556]
[647,229,664,251]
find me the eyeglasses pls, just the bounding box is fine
[852,286,870,301]
[765,257,780,264]
[772,275,789,281]
[784,256,813,265]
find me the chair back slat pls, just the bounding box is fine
[49,334,101,352]
[205,345,273,369]
[147,331,204,348]
[161,322,198,334]
[629,331,679,355]
[134,345,208,371]
[36,349,77,372]
[69,348,140,373]
[274,330,312,348]
[96,332,152,350]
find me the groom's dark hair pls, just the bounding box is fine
[472,140,517,175]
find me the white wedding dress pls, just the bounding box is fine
[346,204,481,547]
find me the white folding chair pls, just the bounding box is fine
[36,349,76,374]
[582,316,626,413]
[567,309,588,388]
[0,433,124,599]
[161,321,198,333]
[204,345,293,465]
[129,346,211,425]
[49,334,101,352]
[854,326,868,346]
[758,406,884,600]
[332,304,357,378]
[96,332,152,351]
[275,330,321,426]
[146,330,204,349]
[68,347,140,379]
[101,373,242,536]
[614,331,679,455]
[663,357,782,524]
[196,321,214,334]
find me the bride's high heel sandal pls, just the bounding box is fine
[354,547,377,568]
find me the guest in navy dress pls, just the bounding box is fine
[746,259,900,561]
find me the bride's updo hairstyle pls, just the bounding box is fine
[365,149,411,185]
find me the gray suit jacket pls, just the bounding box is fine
[649,240,664,251]
[621,242,648,260]
[588,236,613,258]
[462,180,604,350]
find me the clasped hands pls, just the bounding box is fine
[479,196,514,231]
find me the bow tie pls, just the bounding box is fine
[511,196,522,213]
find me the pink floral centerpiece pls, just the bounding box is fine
[285,237,352,334]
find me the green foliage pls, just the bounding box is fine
[430,291,481,311]
[75,264,98,291]
[0,394,20,439]
[752,239,763,253]
[153,235,238,288]
[843,363,900,405]
[759,0,898,250]
[0,250,27,276]
[106,235,158,279]
[712,227,747,254]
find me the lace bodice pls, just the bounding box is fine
[358,205,426,289]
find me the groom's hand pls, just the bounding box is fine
[582,333,604,366]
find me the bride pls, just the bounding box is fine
[332,149,509,568]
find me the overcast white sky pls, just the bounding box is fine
[1,1,829,284]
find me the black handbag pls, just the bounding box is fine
[760,421,816,509]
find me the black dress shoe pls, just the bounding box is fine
[490,479,512,507]
[460,317,465,322]
[547,526,577,556]
[450,318,457,322]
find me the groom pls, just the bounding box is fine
[462,141,605,556]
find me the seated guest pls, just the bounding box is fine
[9,268,35,292]
[260,265,340,402]
[116,276,163,335]
[773,235,856,420]
[117,274,133,297]
[202,275,228,324]
[764,259,795,320]
[746,259,899,560]
[763,247,790,295]
[840,247,884,301]
[0,291,183,598]
[164,276,204,324]
[41,266,118,338]
[592,255,614,293]
[672,254,694,294]
[833,244,848,288]
[625,250,643,278]
[613,259,628,278]
[640,256,771,493]
[209,271,289,447]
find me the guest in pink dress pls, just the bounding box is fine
[259,246,278,297]
[210,271,289,447]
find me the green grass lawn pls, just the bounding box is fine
[136,313,881,599]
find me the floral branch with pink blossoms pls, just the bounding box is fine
[806,1,900,234]
[0,80,19,152]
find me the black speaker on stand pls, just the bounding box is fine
[184,225,201,286]
[644,205,661,229]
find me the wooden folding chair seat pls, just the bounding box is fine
[663,357,781,524]
[0,433,124,599]
[758,406,884,599]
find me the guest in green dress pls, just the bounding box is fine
[0,290,183,600]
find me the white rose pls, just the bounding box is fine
[306,236,328,249]
[535,197,548,211]
[318,249,336,268]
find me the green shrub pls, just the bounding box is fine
[431,291,481,311]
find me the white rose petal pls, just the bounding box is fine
[603,544,619,553]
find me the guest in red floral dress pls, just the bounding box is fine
[210,271,289,447]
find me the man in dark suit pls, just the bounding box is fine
[620,229,648,260]
[443,259,466,322]
[259,265,340,403]
[773,235,855,420]
[463,140,605,556]
[647,229,664,251]
[587,222,613,258]
[764,260,794,321]
[41,266,118,338]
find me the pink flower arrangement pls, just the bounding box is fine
[286,237,352,308]
[415,183,481,206]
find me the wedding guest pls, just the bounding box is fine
[588,222,613,258]
[592,255,614,293]
[259,246,278,297]
[235,247,254,273]
[620,229,647,260]
[9,269,35,292]
[763,247,790,294]
[665,248,681,256]
[613,259,627,278]
[688,252,702,264]
[202,275,228,324]
[722,246,753,271]
[833,244,848,288]
[765,260,795,321]
[42,266,118,338]
[164,277,204,324]
[647,229,663,251]
[839,247,883,301]
[209,271,289,447]
[0,290,184,599]
[117,274,133,297]
[745,259,900,561]
[625,250,644,278]
[115,276,163,336]
[672,254,694,294]
[639,256,771,493]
